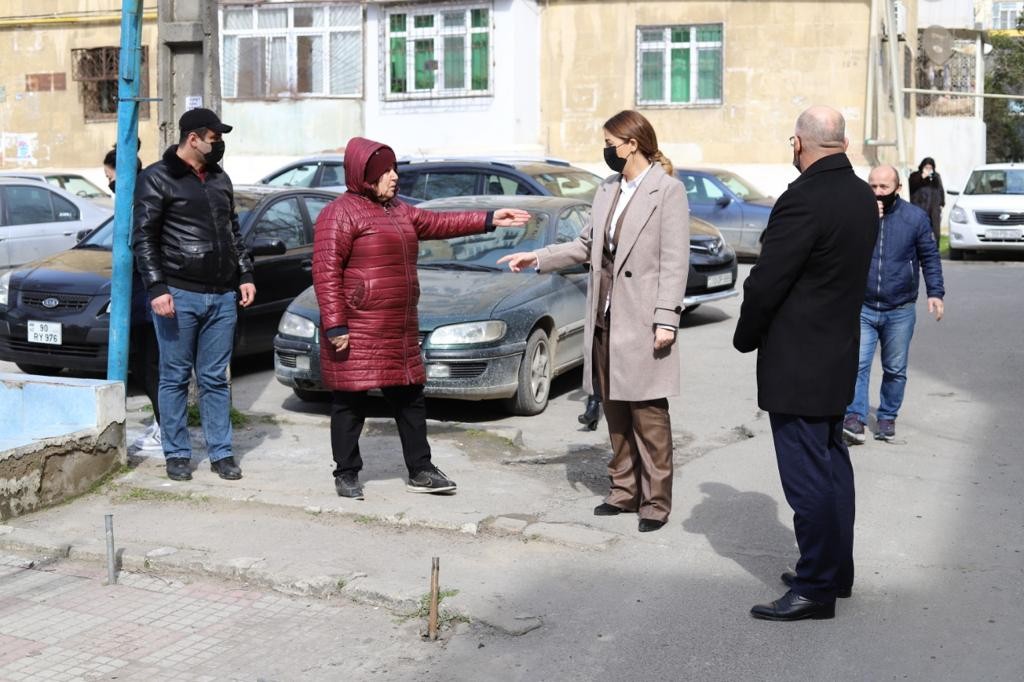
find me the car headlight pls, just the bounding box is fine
[427,320,507,346]
[0,272,11,307]
[950,206,968,224]
[278,311,317,338]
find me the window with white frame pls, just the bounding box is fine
[385,4,492,99]
[636,25,723,107]
[993,2,1024,29]
[221,4,362,99]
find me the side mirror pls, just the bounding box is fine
[946,190,960,196]
[715,196,731,208]
[75,229,91,242]
[251,237,287,256]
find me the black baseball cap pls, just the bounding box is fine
[178,107,233,134]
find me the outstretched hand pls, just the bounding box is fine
[496,252,539,272]
[492,208,531,226]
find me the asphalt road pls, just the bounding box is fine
[2,259,1022,680]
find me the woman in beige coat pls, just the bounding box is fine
[499,110,689,531]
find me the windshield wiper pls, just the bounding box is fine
[418,262,500,272]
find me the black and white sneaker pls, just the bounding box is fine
[335,472,364,499]
[407,466,457,494]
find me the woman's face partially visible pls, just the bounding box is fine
[103,165,116,183]
[374,167,398,202]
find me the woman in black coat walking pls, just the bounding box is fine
[908,157,945,243]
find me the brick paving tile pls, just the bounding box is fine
[0,560,438,680]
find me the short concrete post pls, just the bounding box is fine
[104,514,117,585]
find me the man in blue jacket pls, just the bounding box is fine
[844,165,945,444]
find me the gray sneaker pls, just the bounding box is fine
[874,419,896,441]
[335,472,364,499]
[407,466,457,494]
[842,415,866,445]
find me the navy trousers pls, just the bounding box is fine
[769,413,855,604]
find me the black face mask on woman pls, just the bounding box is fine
[603,144,628,173]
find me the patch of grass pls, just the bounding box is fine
[186,404,250,428]
[402,589,467,628]
[939,234,949,256]
[353,515,375,524]
[114,486,206,504]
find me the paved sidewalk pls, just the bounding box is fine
[0,555,438,681]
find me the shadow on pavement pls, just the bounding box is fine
[682,481,796,590]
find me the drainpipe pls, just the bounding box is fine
[107,0,143,385]
[865,0,878,146]
[884,0,908,174]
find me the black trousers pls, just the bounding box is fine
[769,413,855,604]
[129,323,161,424]
[330,384,433,478]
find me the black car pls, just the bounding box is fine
[0,187,338,375]
[395,158,605,205]
[273,196,737,413]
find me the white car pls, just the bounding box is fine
[258,154,345,191]
[0,178,113,269]
[947,163,1024,260]
[0,171,112,209]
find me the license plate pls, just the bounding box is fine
[985,228,1022,240]
[707,272,733,288]
[27,320,62,345]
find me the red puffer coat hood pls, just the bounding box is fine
[344,136,395,198]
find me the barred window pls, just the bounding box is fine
[636,25,723,107]
[70,46,150,123]
[385,4,492,99]
[993,2,1024,30]
[221,4,362,99]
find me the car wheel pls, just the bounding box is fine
[293,387,331,403]
[505,328,551,416]
[15,363,63,376]
[947,246,963,261]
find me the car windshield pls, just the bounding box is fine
[418,212,549,268]
[75,217,115,249]
[52,175,108,199]
[964,169,1024,195]
[713,172,768,201]
[529,171,602,202]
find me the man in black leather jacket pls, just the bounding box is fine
[133,108,255,483]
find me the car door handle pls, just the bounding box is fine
[300,259,312,271]
[63,231,74,236]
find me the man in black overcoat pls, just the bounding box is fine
[734,106,879,621]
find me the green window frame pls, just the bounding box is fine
[636,24,723,107]
[386,3,492,99]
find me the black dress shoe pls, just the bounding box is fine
[593,502,627,516]
[577,395,602,431]
[750,590,835,621]
[165,457,192,481]
[638,518,666,533]
[210,457,243,480]
[781,571,852,599]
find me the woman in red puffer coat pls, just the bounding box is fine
[312,137,528,499]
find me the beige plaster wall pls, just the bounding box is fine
[0,1,160,170]
[540,0,911,170]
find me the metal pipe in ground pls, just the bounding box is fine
[427,557,440,640]
[104,513,117,585]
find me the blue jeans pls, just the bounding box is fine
[846,303,917,423]
[152,287,237,462]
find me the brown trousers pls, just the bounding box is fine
[593,326,674,521]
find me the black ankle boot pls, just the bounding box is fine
[577,395,602,430]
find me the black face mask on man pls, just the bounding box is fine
[878,190,899,213]
[603,144,628,173]
[196,138,225,166]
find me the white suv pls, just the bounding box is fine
[947,163,1024,260]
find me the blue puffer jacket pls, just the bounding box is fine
[863,198,945,311]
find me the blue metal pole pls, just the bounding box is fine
[107,0,143,384]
